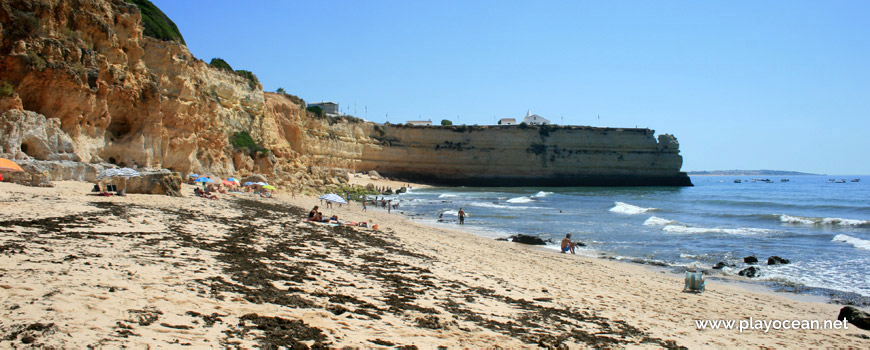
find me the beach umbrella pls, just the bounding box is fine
[262,185,276,190]
[319,193,347,205]
[254,181,269,186]
[227,177,239,184]
[222,180,234,186]
[0,158,24,173]
[96,167,140,180]
[243,182,254,186]
[194,177,214,183]
[188,173,199,178]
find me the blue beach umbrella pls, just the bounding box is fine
[188,173,199,178]
[319,193,347,205]
[243,182,254,186]
[194,177,214,183]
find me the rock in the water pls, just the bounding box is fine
[511,234,546,245]
[125,171,183,196]
[576,242,586,247]
[744,256,759,264]
[395,186,407,194]
[738,266,761,278]
[767,256,790,265]
[712,262,736,270]
[838,306,870,330]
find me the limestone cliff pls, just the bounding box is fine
[0,0,691,189]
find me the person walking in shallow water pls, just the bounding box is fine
[458,208,466,225]
[561,234,576,254]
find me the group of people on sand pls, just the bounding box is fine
[308,206,341,224]
[193,185,219,200]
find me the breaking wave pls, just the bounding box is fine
[506,197,534,204]
[832,234,870,251]
[644,216,677,226]
[438,194,457,198]
[609,202,656,215]
[662,225,774,236]
[533,191,553,198]
[778,214,869,227]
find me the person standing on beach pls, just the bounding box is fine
[561,234,576,254]
[458,208,465,225]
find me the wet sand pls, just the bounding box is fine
[1,181,867,348]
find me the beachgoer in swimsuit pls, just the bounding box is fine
[308,206,319,219]
[561,234,576,254]
[458,208,465,225]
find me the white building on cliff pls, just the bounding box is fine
[521,110,550,125]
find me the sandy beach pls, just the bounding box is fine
[1,180,868,349]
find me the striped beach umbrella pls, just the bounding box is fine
[319,193,347,205]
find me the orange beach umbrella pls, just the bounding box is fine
[0,158,24,172]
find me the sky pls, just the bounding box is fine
[150,0,869,174]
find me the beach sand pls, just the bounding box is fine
[1,180,868,348]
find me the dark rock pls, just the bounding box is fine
[576,242,586,247]
[767,256,790,265]
[738,266,761,278]
[395,187,407,194]
[837,306,870,330]
[743,256,758,264]
[712,262,736,269]
[494,237,509,241]
[510,234,546,245]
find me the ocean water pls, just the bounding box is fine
[382,175,870,297]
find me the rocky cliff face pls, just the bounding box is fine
[0,0,690,189]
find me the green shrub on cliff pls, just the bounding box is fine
[307,105,323,117]
[125,0,186,44]
[441,119,453,126]
[230,131,269,154]
[234,70,260,90]
[209,58,233,72]
[0,82,14,97]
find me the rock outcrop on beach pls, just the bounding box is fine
[838,306,870,330]
[0,0,690,189]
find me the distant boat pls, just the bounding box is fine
[852,179,861,182]
[734,179,742,183]
[780,179,790,182]
[835,179,847,183]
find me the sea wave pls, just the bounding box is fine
[506,196,534,204]
[644,216,677,226]
[438,194,457,198]
[832,234,870,251]
[533,191,553,198]
[778,214,869,227]
[662,225,773,235]
[609,202,656,215]
[441,210,458,216]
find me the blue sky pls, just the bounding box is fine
[151,0,869,174]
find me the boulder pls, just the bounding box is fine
[744,256,758,264]
[738,266,761,278]
[767,256,790,265]
[2,162,53,187]
[395,187,407,194]
[125,171,182,196]
[368,170,381,179]
[837,306,870,330]
[511,234,546,245]
[712,262,735,270]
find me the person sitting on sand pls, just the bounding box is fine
[314,212,324,222]
[561,234,576,254]
[308,206,319,219]
[194,187,204,197]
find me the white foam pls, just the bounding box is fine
[441,210,458,216]
[644,216,676,226]
[779,214,816,225]
[532,191,553,198]
[777,214,868,226]
[469,202,542,210]
[832,234,870,251]
[662,225,772,235]
[609,202,656,215]
[506,196,534,204]
[822,217,869,226]
[438,194,457,198]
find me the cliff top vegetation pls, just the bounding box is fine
[125,0,186,44]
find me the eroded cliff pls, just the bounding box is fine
[0,0,691,189]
